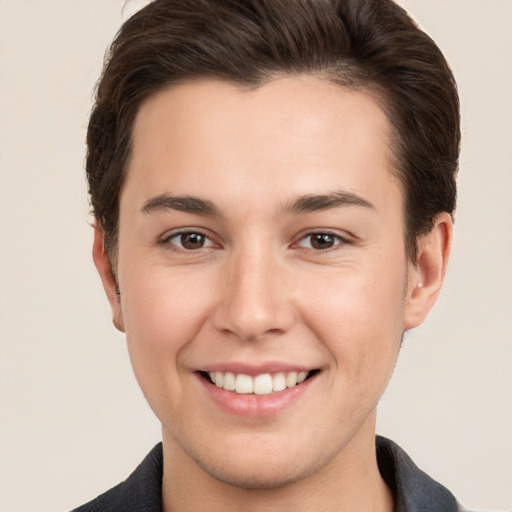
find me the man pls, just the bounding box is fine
[74,0,470,510]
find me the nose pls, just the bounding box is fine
[213,248,295,341]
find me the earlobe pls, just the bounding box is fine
[92,224,125,333]
[403,212,453,330]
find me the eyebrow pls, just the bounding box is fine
[141,190,374,218]
[285,191,375,214]
[141,194,223,217]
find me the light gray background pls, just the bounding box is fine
[0,1,511,511]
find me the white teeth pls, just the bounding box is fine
[223,372,236,391]
[254,374,273,395]
[235,374,253,394]
[272,372,287,392]
[215,371,224,388]
[207,370,311,395]
[297,371,308,384]
[286,371,298,388]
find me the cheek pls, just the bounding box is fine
[118,265,215,383]
[299,257,406,378]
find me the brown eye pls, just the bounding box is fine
[179,232,206,249]
[165,231,214,251]
[297,232,344,251]
[310,233,336,250]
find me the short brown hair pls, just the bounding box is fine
[87,0,460,263]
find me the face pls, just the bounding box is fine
[94,77,447,489]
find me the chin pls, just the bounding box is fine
[180,435,335,491]
[196,458,311,490]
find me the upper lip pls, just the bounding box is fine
[198,361,318,375]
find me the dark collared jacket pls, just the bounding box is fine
[72,437,475,512]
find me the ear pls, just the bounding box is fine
[403,212,453,330]
[92,224,125,332]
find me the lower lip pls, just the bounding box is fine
[198,373,316,418]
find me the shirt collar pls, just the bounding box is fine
[376,436,460,512]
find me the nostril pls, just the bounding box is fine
[212,299,296,342]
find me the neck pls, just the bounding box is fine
[161,415,394,512]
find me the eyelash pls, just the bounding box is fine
[158,229,217,253]
[294,231,350,252]
[158,229,351,254]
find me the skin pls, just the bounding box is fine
[93,76,452,512]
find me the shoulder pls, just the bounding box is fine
[70,443,163,512]
[376,437,501,512]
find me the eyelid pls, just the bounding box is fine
[158,228,219,251]
[293,230,352,251]
[157,227,355,253]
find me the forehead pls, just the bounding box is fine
[124,76,400,217]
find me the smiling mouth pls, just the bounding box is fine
[200,370,319,395]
